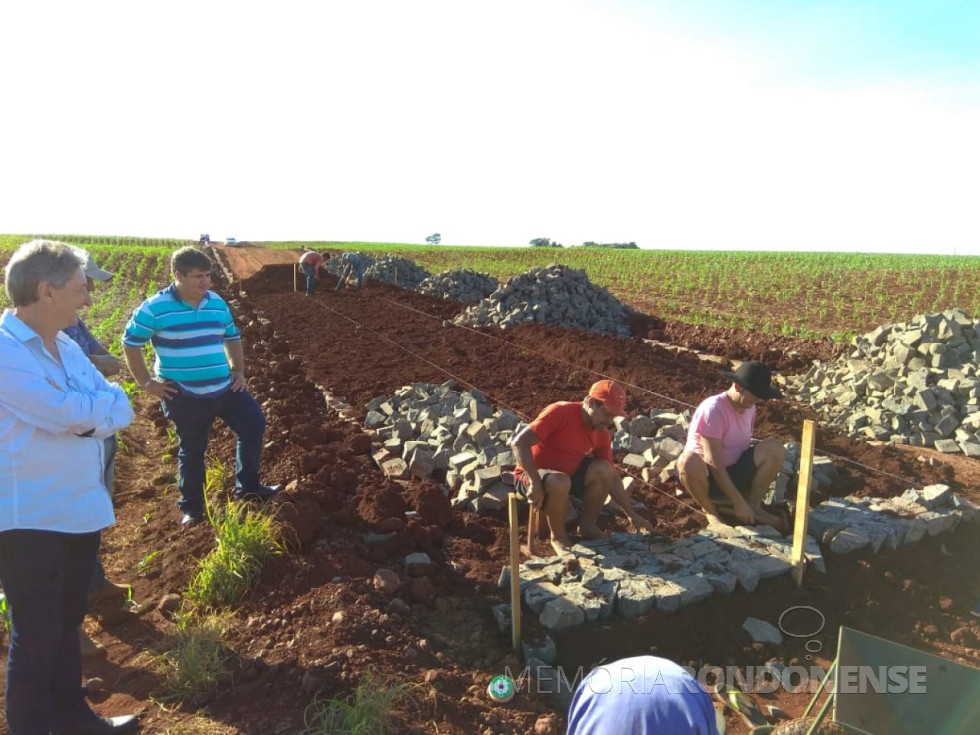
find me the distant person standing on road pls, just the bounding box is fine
[336,251,365,290]
[122,246,281,528]
[298,250,326,297]
[0,240,138,735]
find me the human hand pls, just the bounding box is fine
[528,483,545,510]
[91,353,121,377]
[734,500,756,525]
[144,378,177,400]
[229,370,247,392]
[630,515,655,534]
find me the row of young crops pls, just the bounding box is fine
[265,240,980,340]
[0,235,173,353]
[2,234,978,341]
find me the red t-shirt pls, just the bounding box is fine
[519,401,614,477]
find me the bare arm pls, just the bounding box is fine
[510,425,545,509]
[225,339,247,391]
[88,349,121,377]
[606,476,655,533]
[700,434,755,523]
[123,344,176,399]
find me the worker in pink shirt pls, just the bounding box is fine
[677,361,788,533]
[299,251,327,297]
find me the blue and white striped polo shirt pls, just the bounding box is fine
[122,284,241,397]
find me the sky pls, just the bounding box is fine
[1,1,978,255]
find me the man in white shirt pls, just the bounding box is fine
[0,241,139,734]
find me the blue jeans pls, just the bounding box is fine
[88,435,117,603]
[0,529,102,734]
[336,262,364,290]
[301,262,316,296]
[161,389,268,517]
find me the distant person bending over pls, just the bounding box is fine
[676,360,788,532]
[298,250,326,297]
[335,251,365,290]
[122,246,280,528]
[511,380,654,555]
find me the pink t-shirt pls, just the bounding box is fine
[299,251,324,273]
[684,391,755,467]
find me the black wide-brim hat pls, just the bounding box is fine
[719,360,783,400]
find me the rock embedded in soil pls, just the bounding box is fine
[743,616,784,644]
[373,568,401,595]
[534,713,561,735]
[157,593,182,619]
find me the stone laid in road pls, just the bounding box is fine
[361,382,978,634]
[495,487,975,633]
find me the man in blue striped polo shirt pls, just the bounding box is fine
[122,247,280,527]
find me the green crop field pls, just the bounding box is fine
[0,235,173,353]
[2,234,978,342]
[263,239,980,340]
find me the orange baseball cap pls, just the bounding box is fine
[588,380,628,416]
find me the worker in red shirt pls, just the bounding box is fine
[512,380,654,554]
[299,251,327,297]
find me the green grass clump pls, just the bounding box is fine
[0,593,10,635]
[185,500,281,611]
[152,613,234,699]
[299,671,413,735]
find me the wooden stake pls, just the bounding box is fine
[526,504,538,557]
[508,493,522,654]
[792,419,817,586]
[293,263,298,292]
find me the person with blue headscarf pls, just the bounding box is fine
[566,656,721,735]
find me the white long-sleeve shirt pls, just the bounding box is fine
[0,309,134,533]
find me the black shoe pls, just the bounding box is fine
[181,512,203,527]
[235,484,282,501]
[53,713,140,735]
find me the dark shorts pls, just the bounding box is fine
[707,446,757,501]
[519,457,594,500]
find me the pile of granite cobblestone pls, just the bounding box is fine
[790,309,980,455]
[453,264,634,337]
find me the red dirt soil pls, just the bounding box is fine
[2,245,977,735]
